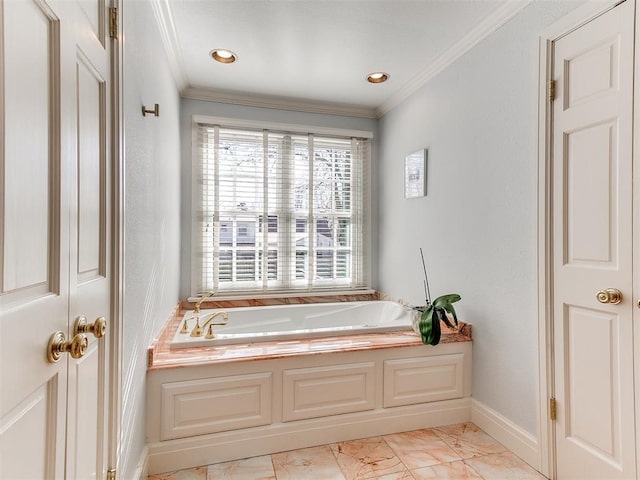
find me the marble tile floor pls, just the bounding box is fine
[148,423,547,480]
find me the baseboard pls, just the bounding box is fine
[147,397,471,475]
[133,445,149,480]
[471,398,539,470]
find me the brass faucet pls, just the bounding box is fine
[190,311,228,338]
[193,291,215,313]
[179,291,216,334]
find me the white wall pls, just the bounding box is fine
[179,99,379,298]
[377,1,581,435]
[121,1,182,477]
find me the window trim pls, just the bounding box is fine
[190,115,373,297]
[192,115,374,140]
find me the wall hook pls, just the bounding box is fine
[142,104,159,117]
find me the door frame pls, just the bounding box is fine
[107,0,124,476]
[633,2,640,476]
[536,1,635,478]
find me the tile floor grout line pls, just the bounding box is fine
[327,440,347,480]
[380,435,413,478]
[269,453,276,480]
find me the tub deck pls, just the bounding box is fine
[148,295,472,370]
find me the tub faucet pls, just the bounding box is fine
[190,311,228,338]
[193,291,215,313]
[179,291,215,334]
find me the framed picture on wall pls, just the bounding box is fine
[404,149,427,198]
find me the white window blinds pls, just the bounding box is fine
[192,122,370,295]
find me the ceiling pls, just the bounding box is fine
[155,0,531,117]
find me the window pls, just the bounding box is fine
[192,119,371,295]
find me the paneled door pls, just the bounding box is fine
[551,1,636,478]
[0,0,112,479]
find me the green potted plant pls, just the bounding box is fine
[414,249,461,346]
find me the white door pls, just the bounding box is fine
[0,0,112,479]
[66,0,112,477]
[551,1,635,479]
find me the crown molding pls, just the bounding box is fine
[149,0,188,91]
[376,0,533,117]
[181,87,378,119]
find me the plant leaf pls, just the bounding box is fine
[419,306,434,344]
[420,305,434,321]
[442,303,459,327]
[437,306,455,329]
[430,310,442,345]
[419,306,440,345]
[433,294,461,307]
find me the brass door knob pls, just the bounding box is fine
[47,331,88,363]
[74,315,107,338]
[596,288,623,305]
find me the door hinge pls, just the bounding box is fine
[550,397,557,421]
[548,80,556,102]
[109,7,118,39]
[106,469,116,480]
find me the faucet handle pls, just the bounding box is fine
[205,322,227,339]
[180,316,194,334]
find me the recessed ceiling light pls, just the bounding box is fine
[367,72,389,84]
[210,49,237,64]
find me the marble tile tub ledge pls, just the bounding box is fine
[148,292,472,370]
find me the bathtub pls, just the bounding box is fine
[170,300,414,349]
[148,298,472,474]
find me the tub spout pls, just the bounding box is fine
[191,311,228,338]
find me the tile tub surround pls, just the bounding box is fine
[147,423,545,480]
[180,292,383,312]
[148,295,472,369]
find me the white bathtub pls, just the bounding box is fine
[170,300,413,349]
